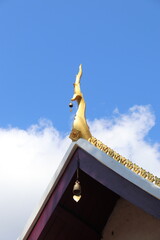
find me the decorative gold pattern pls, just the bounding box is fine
[155,177,160,187]
[88,136,160,187]
[69,128,81,141]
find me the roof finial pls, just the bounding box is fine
[69,65,92,141]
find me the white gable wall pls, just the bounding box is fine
[102,198,160,240]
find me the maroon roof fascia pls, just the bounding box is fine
[27,150,79,240]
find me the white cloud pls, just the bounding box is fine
[0,120,70,240]
[89,105,160,176]
[0,105,160,240]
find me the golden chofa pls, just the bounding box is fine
[69,65,160,187]
[69,64,92,141]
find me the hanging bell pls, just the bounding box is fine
[69,102,73,108]
[73,180,81,202]
[69,102,73,112]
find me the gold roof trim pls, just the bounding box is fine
[88,136,160,187]
[69,65,160,187]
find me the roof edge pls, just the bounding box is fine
[18,138,160,240]
[17,141,78,240]
[76,138,160,200]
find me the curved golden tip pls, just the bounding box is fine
[75,64,82,84]
[69,65,92,141]
[79,64,82,70]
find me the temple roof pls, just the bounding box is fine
[18,138,160,240]
[18,65,160,239]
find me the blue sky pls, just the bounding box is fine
[0,1,160,239]
[0,0,160,138]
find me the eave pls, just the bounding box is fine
[18,138,160,240]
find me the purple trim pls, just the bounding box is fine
[27,152,79,240]
[78,148,160,219]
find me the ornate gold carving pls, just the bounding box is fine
[126,160,133,170]
[103,145,109,154]
[120,156,127,166]
[70,65,92,141]
[147,173,155,183]
[97,140,104,150]
[69,128,81,141]
[133,164,141,174]
[140,168,148,179]
[87,136,159,187]
[108,148,114,157]
[113,152,120,162]
[155,176,160,187]
[88,136,96,145]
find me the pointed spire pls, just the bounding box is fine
[69,65,92,141]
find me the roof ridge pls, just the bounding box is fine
[88,136,160,187]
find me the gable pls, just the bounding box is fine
[18,139,160,240]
